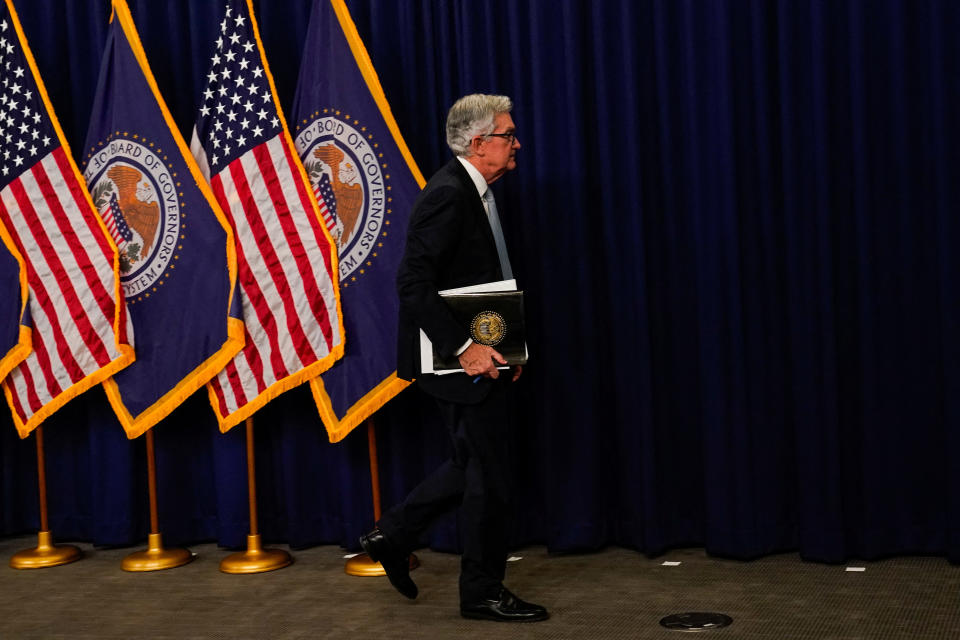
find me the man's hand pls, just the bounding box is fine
[458,342,506,379]
[511,364,523,382]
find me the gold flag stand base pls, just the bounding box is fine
[9,531,81,569]
[12,429,82,570]
[345,552,419,577]
[220,418,294,575]
[122,533,194,572]
[220,534,292,574]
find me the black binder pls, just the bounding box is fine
[432,290,527,372]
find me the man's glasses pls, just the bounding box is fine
[482,131,516,144]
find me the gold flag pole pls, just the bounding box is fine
[122,429,194,571]
[9,426,82,569]
[220,416,292,573]
[346,417,418,576]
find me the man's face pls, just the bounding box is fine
[474,112,520,183]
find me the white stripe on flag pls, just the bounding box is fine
[39,154,120,328]
[208,135,339,418]
[5,359,33,416]
[211,348,264,416]
[1,150,125,425]
[220,155,306,377]
[6,168,118,373]
[0,191,80,391]
[271,138,339,342]
[242,137,337,356]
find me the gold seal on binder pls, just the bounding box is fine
[471,311,506,346]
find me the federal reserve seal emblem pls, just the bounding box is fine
[83,137,182,303]
[294,109,390,284]
[471,311,507,346]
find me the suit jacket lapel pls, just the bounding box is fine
[447,159,499,267]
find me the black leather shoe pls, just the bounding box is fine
[359,528,418,600]
[460,588,549,622]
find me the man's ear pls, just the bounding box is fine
[470,136,485,157]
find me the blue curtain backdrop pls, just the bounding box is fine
[1,0,959,564]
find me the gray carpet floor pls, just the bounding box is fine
[1,534,959,639]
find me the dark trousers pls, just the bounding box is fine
[377,378,516,603]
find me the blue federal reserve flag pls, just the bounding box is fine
[80,0,243,438]
[292,0,425,442]
[0,224,28,382]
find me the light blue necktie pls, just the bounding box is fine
[483,188,513,280]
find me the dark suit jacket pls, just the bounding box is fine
[396,158,505,404]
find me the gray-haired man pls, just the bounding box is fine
[360,94,547,623]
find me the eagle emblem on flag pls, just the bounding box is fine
[84,137,183,301]
[92,166,159,273]
[294,111,392,285]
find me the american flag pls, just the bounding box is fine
[100,193,132,253]
[192,0,343,431]
[0,2,133,437]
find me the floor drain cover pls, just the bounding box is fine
[660,612,733,631]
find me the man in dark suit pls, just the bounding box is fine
[360,94,548,623]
